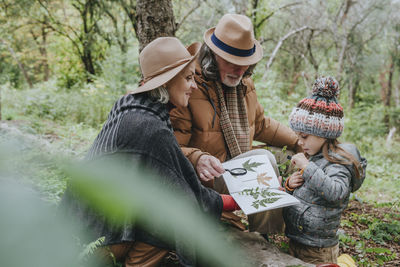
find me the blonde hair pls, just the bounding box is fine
[148,86,169,104]
[322,139,363,179]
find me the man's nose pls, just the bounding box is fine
[232,65,248,75]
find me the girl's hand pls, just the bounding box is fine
[291,153,309,170]
[278,176,285,191]
[288,171,304,189]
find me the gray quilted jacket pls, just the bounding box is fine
[283,143,367,248]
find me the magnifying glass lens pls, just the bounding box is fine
[229,168,247,175]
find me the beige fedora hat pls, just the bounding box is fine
[132,37,201,94]
[204,14,263,66]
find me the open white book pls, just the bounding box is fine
[221,154,299,215]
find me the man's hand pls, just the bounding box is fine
[196,154,225,182]
[291,153,309,170]
[288,171,304,189]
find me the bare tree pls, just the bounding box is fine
[251,1,303,39]
[263,26,309,78]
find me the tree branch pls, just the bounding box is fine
[255,1,303,30]
[306,29,319,72]
[0,38,33,88]
[264,26,309,73]
[175,0,202,32]
[119,0,137,35]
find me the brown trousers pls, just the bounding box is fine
[99,241,168,267]
[289,239,339,265]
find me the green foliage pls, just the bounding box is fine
[365,247,397,266]
[353,239,398,266]
[2,80,118,128]
[279,240,289,253]
[78,236,105,262]
[360,220,400,244]
[340,219,354,228]
[96,43,141,94]
[0,59,22,87]
[51,37,86,89]
[339,232,356,248]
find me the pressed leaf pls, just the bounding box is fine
[242,159,263,172]
[257,172,272,186]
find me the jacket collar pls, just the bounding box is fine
[118,93,172,131]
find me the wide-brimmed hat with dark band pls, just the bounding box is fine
[131,37,201,94]
[204,14,263,66]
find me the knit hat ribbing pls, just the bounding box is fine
[289,76,344,139]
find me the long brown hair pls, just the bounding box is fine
[322,139,363,179]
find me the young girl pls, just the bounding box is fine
[283,76,367,264]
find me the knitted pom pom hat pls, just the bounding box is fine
[289,76,344,139]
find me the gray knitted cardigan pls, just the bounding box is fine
[283,143,367,248]
[60,93,222,266]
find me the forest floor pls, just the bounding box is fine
[269,200,400,266]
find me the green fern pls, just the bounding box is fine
[79,236,106,261]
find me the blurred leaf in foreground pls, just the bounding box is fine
[65,156,250,266]
[0,178,82,267]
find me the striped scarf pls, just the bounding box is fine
[215,81,250,158]
[86,93,172,160]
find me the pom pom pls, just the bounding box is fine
[311,76,339,98]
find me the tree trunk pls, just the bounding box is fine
[348,75,354,109]
[81,0,98,81]
[380,60,394,127]
[385,60,394,107]
[307,30,319,73]
[395,79,400,107]
[41,24,50,81]
[336,37,347,83]
[135,0,176,52]
[348,75,359,109]
[31,23,50,82]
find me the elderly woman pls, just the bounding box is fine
[61,37,239,267]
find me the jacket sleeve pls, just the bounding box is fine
[302,161,352,202]
[252,95,301,152]
[170,106,209,168]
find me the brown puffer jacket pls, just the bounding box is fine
[170,67,300,173]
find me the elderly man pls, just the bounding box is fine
[170,14,300,236]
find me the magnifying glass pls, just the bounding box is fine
[225,168,247,176]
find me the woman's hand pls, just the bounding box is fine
[291,153,309,170]
[288,171,304,189]
[196,154,225,182]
